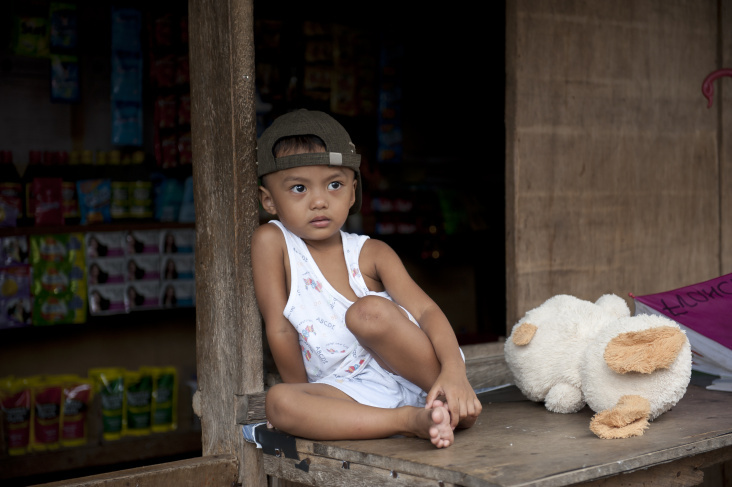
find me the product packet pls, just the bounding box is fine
[160,228,195,254]
[0,376,32,455]
[88,368,124,441]
[29,234,86,325]
[160,254,194,280]
[30,178,64,226]
[0,265,32,329]
[159,280,195,308]
[129,181,153,218]
[87,257,126,285]
[123,369,152,436]
[60,376,93,447]
[31,375,63,451]
[124,281,160,311]
[140,366,177,433]
[1,236,29,265]
[85,231,125,258]
[126,254,161,281]
[126,230,160,255]
[88,284,127,316]
[77,179,112,225]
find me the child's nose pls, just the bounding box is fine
[310,190,328,209]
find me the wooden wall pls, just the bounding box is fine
[505,0,730,329]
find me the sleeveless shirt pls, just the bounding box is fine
[271,220,395,383]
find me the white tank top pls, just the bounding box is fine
[271,220,394,382]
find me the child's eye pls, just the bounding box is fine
[291,184,306,194]
[328,181,342,190]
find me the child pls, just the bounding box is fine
[251,109,481,448]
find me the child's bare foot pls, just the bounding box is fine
[427,403,454,448]
[407,400,453,448]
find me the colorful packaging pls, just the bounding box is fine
[89,368,125,441]
[85,231,125,258]
[124,281,160,311]
[87,257,126,285]
[160,254,194,280]
[126,230,160,256]
[127,255,160,281]
[60,376,93,447]
[29,234,86,325]
[123,369,152,436]
[1,236,29,265]
[110,181,130,219]
[0,376,32,455]
[159,280,195,308]
[31,376,63,451]
[129,181,153,218]
[76,179,112,225]
[141,367,177,433]
[0,265,32,329]
[88,284,126,315]
[160,228,195,254]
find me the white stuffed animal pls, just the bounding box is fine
[504,294,692,439]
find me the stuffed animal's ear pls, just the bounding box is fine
[604,326,686,374]
[511,322,537,346]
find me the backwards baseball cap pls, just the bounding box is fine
[257,109,362,214]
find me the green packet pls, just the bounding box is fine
[88,368,124,441]
[140,366,178,433]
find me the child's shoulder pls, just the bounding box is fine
[359,237,398,264]
[252,221,285,248]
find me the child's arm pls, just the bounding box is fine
[362,239,481,428]
[251,224,308,384]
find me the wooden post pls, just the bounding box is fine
[188,0,265,485]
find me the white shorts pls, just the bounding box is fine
[317,358,427,409]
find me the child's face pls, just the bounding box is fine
[259,165,357,242]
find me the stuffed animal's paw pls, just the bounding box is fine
[589,395,650,439]
[545,383,584,413]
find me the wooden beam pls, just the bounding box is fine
[38,454,238,487]
[188,0,265,484]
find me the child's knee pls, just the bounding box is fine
[265,383,291,425]
[345,295,391,339]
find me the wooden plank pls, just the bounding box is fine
[260,385,732,487]
[1,431,201,480]
[188,0,264,484]
[505,0,721,330]
[572,446,732,487]
[37,454,238,487]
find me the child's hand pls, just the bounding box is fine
[425,365,482,430]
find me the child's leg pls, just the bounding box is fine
[345,295,442,392]
[265,382,455,448]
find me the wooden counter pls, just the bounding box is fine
[261,383,732,486]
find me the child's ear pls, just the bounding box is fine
[350,179,357,207]
[259,186,278,215]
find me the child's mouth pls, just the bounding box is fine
[311,217,330,227]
